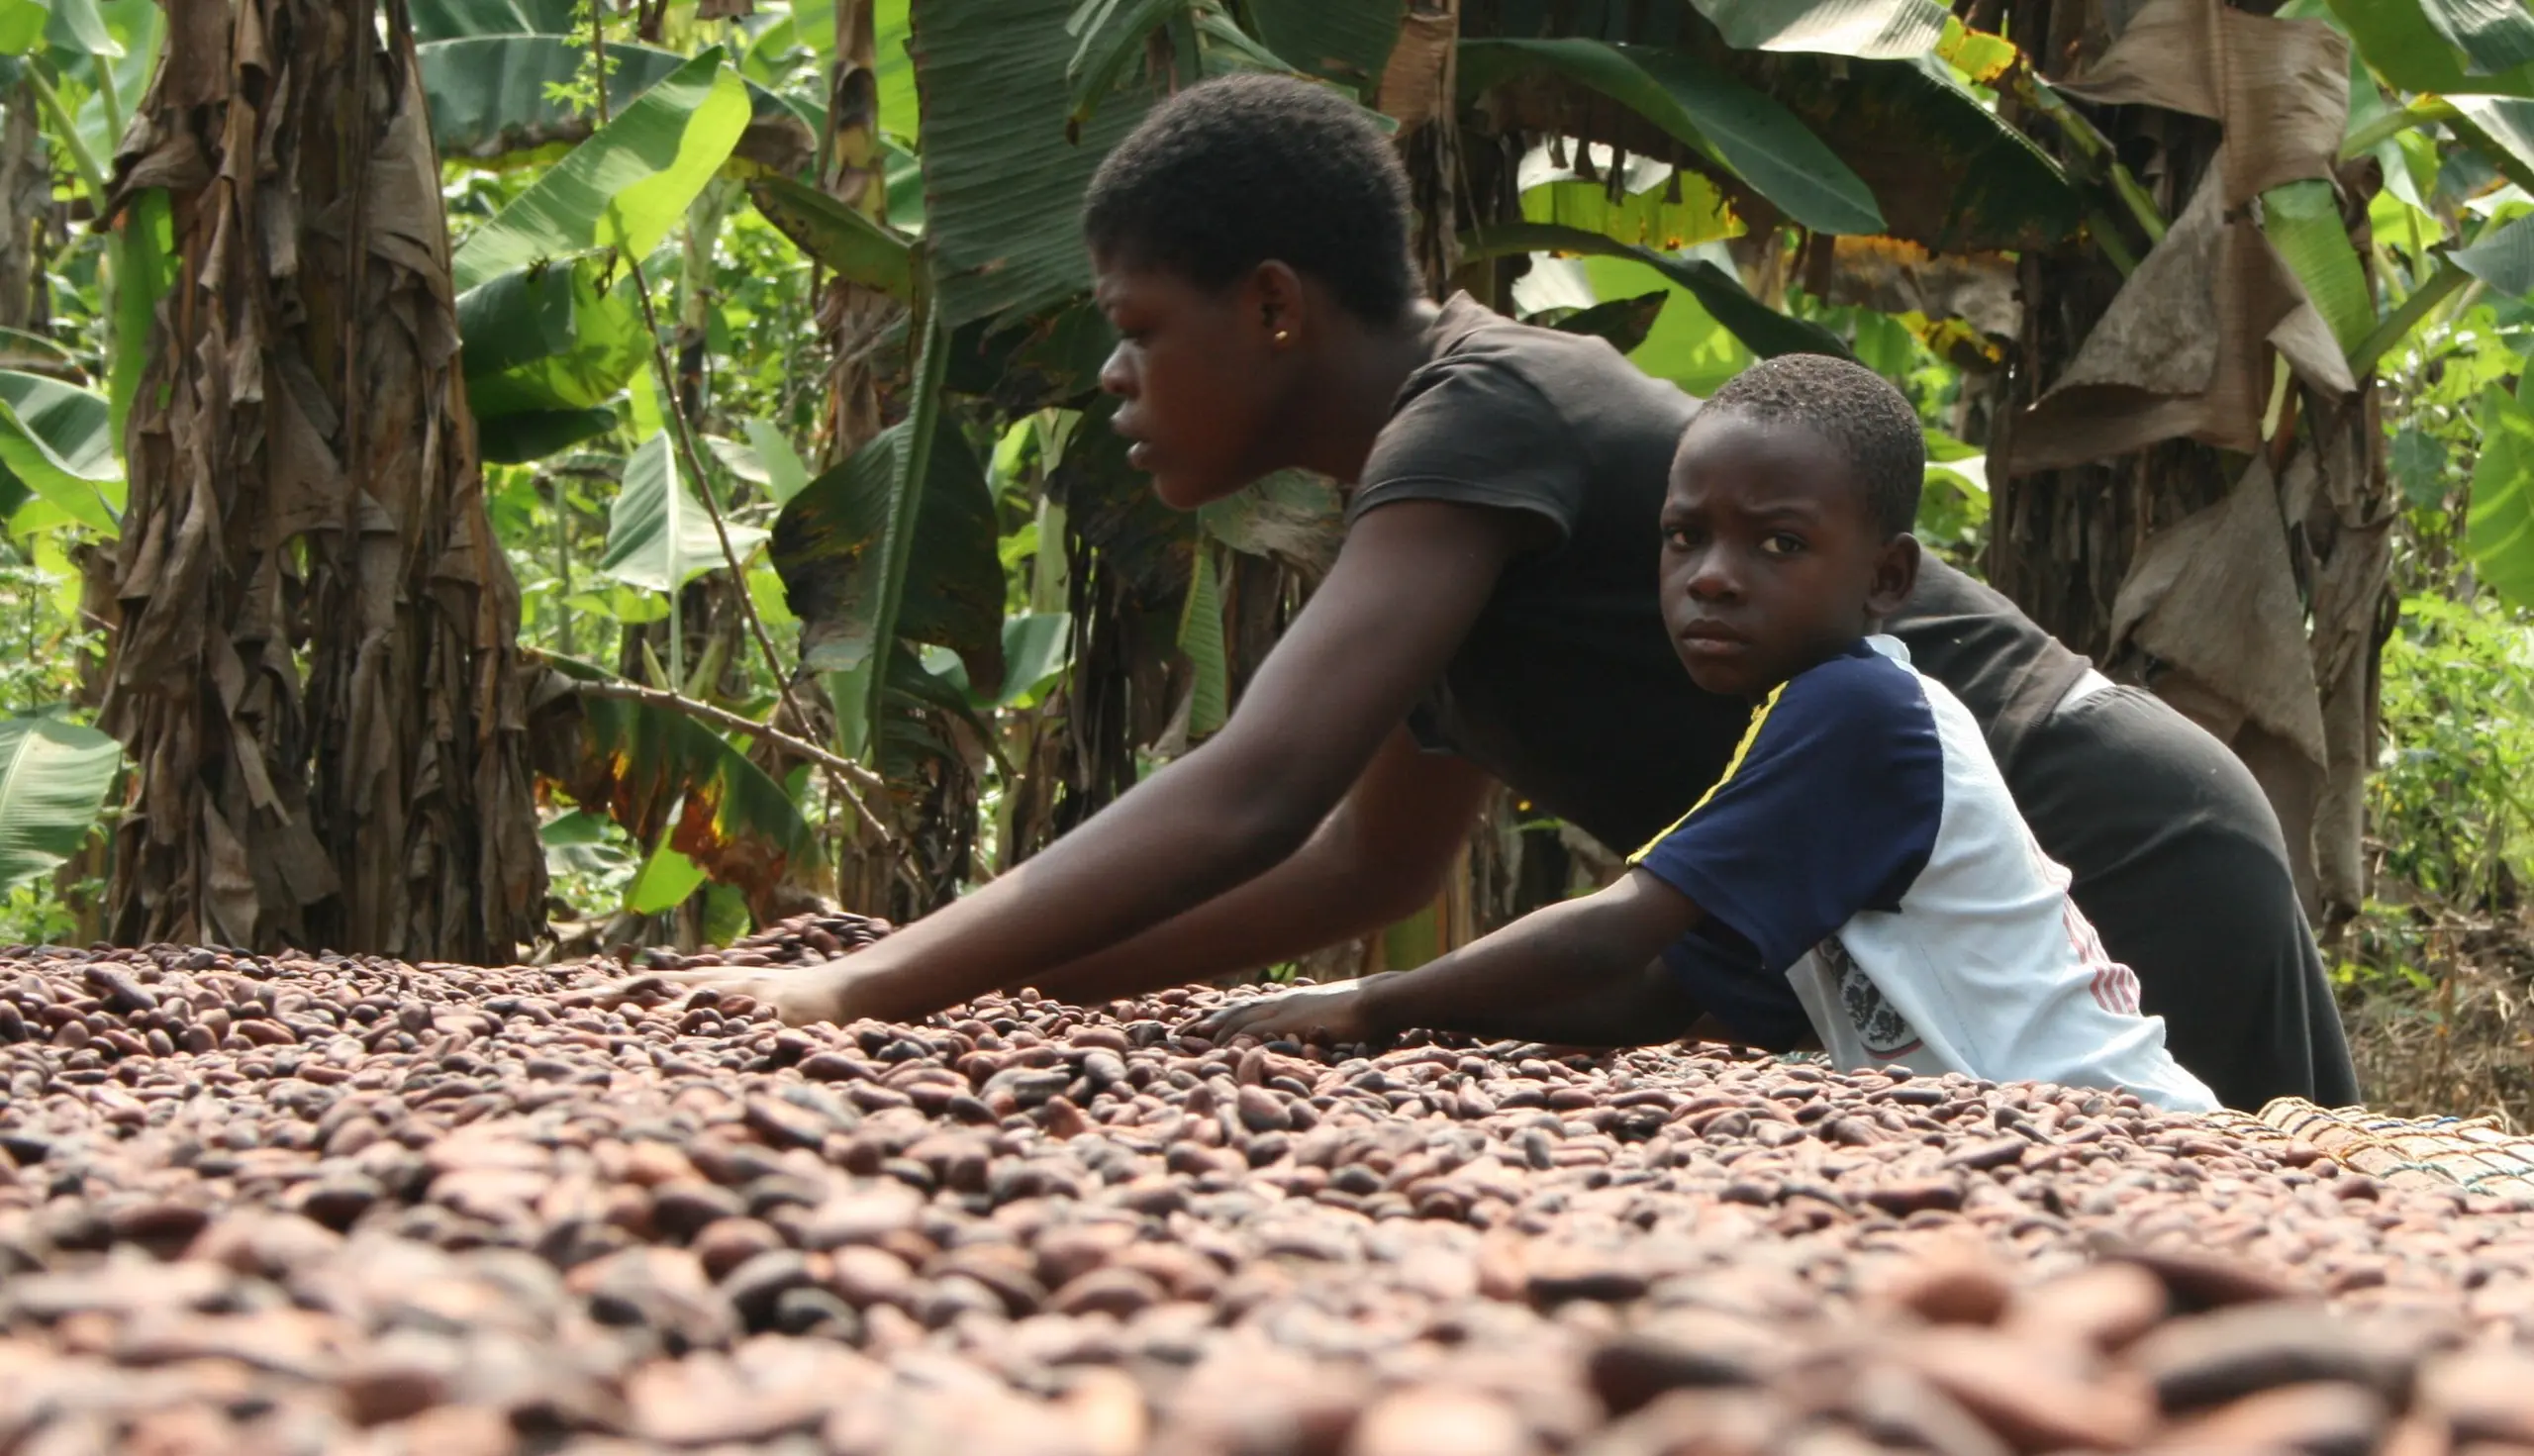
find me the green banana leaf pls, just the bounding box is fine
[2453,210,2534,294]
[458,259,619,392]
[1460,39,1883,236]
[996,612,1074,708]
[1245,0,1401,89]
[740,421,815,505]
[600,431,771,595]
[0,0,44,53]
[1536,290,1674,354]
[1766,52,2078,253]
[109,189,173,447]
[746,173,918,299]
[2262,181,2376,356]
[2419,0,2534,75]
[1065,0,1189,126]
[451,49,751,293]
[44,0,120,58]
[913,0,1156,330]
[1175,544,1228,739]
[529,654,826,912]
[942,297,1117,415]
[2449,97,2534,195]
[1687,0,1944,57]
[481,409,622,465]
[771,413,1007,694]
[420,36,814,172]
[2468,380,2534,611]
[412,0,578,41]
[1465,222,1850,359]
[2330,0,2534,98]
[456,258,647,463]
[625,838,710,916]
[1520,169,1743,253]
[913,612,1076,710]
[1047,395,1196,607]
[0,371,122,535]
[0,714,119,895]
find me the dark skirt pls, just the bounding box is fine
[2005,684,2360,1112]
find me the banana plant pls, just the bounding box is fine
[527,652,828,920]
[0,370,119,535]
[0,712,119,896]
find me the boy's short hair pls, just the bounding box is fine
[1703,354,1925,538]
[1082,73,1420,325]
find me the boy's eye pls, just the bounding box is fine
[1663,526,1704,549]
[1760,533,1805,557]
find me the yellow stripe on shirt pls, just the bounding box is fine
[1627,681,1789,864]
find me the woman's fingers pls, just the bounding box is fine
[590,971,706,1008]
[1197,1001,1270,1038]
[592,966,781,1011]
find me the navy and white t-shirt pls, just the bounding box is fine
[1629,636,2218,1113]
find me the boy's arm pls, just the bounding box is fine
[1409,954,1706,1047]
[1201,869,1705,1045]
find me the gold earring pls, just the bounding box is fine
[1274,329,1292,344]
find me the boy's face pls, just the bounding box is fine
[1659,413,1920,700]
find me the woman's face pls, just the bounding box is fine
[1093,256,1287,510]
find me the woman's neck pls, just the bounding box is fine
[1282,297,1446,485]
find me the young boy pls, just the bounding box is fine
[1201,354,2219,1113]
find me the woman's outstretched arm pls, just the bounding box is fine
[609,499,1530,1025]
[1022,728,1496,1005]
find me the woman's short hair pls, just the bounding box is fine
[1082,73,1420,324]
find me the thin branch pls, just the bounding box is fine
[23,62,107,203]
[583,5,890,843]
[568,676,894,815]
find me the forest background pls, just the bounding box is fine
[1,0,2529,1121]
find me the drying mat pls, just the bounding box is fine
[2200,1098,2534,1200]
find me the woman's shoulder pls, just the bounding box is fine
[1390,295,1697,463]
[1417,295,1690,404]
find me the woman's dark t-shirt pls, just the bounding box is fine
[1347,293,2082,851]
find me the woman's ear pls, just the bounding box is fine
[1868,533,1921,617]
[1250,259,1308,347]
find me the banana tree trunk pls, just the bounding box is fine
[0,80,43,335]
[1990,0,2387,928]
[98,0,544,959]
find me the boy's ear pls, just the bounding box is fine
[1868,533,1921,617]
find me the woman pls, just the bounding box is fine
[629,74,2354,1111]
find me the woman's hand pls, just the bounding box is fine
[1198,978,1385,1044]
[595,960,869,1028]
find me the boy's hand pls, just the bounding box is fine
[1199,980,1382,1044]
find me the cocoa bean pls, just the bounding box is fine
[0,934,2518,1456]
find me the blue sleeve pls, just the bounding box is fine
[1660,932,1817,1050]
[1629,651,1944,973]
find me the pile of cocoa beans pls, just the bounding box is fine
[4,922,2534,1455]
